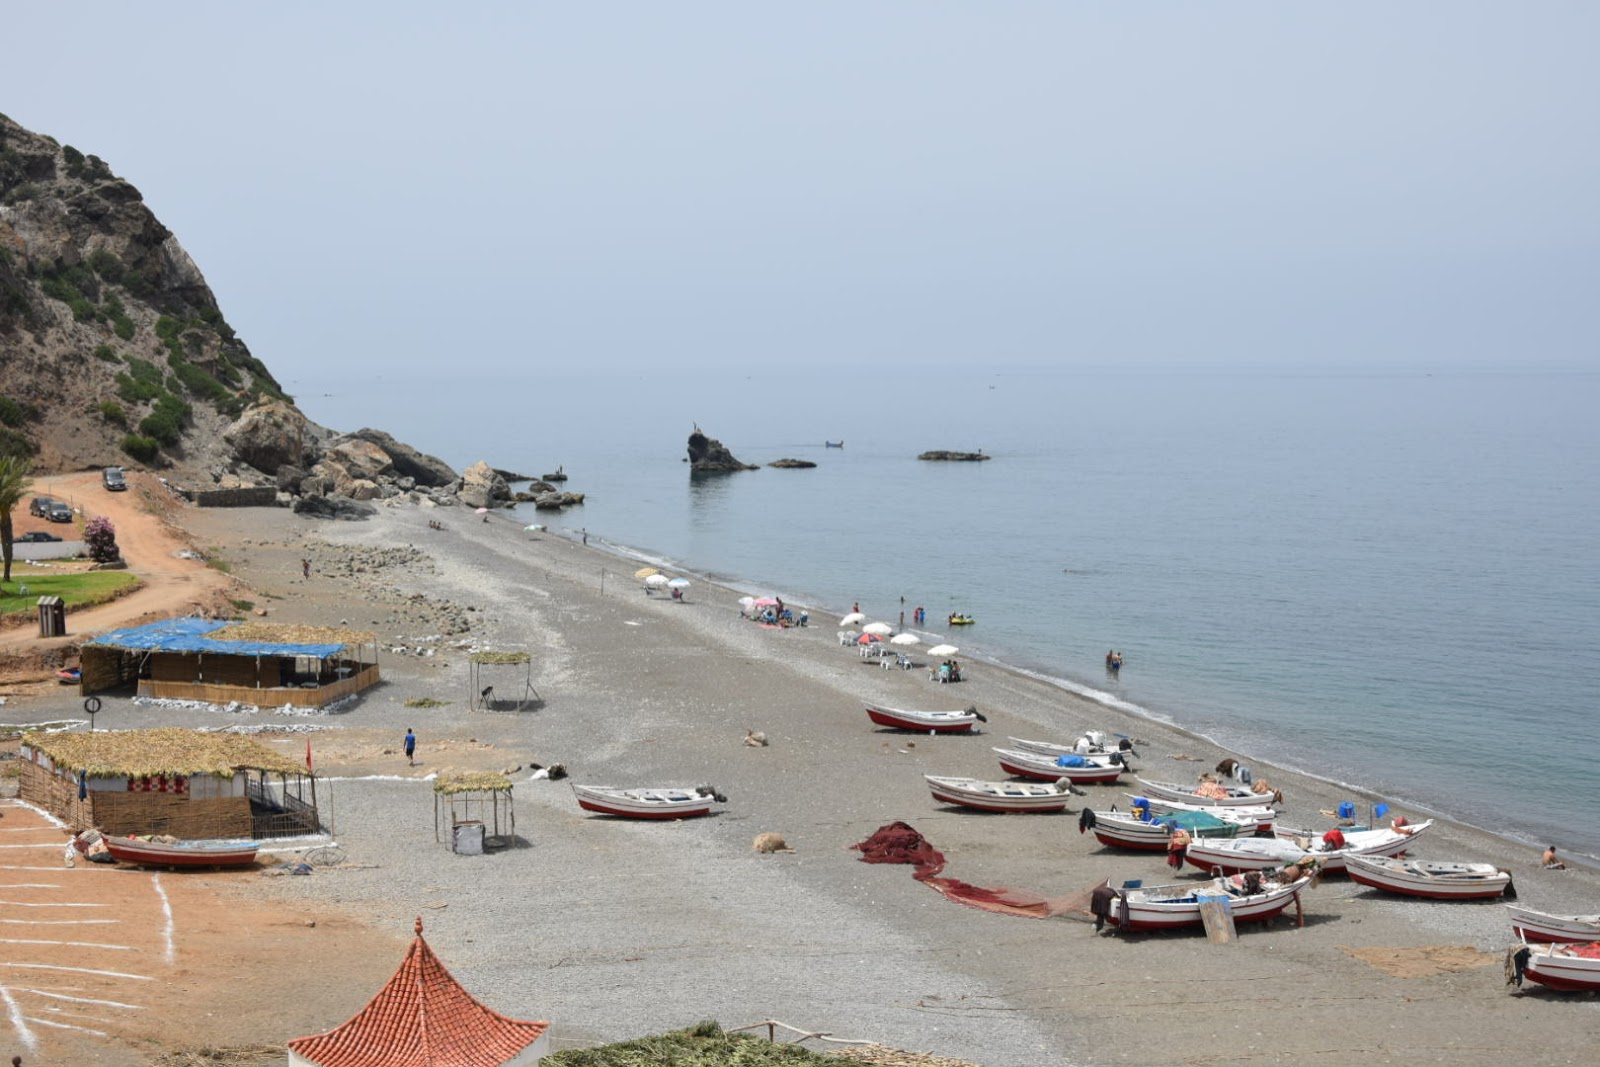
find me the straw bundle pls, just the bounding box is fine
[434,772,513,795]
[24,726,306,779]
[469,650,530,665]
[219,622,375,648]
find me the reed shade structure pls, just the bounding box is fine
[434,772,515,849]
[79,617,381,709]
[18,726,323,839]
[468,650,540,711]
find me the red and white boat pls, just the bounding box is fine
[1505,905,1600,944]
[1184,822,1432,876]
[1344,855,1513,899]
[866,703,985,733]
[1125,794,1278,834]
[1083,807,1263,851]
[572,784,724,820]
[1515,941,1600,992]
[924,775,1074,813]
[1134,776,1281,808]
[992,747,1127,784]
[103,836,259,868]
[1106,873,1310,933]
[1007,733,1137,761]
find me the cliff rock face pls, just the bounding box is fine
[687,427,757,471]
[458,461,511,509]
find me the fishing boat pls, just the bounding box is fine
[992,746,1128,784]
[924,775,1075,813]
[824,440,844,448]
[1106,873,1310,933]
[1134,776,1282,808]
[947,614,975,626]
[1008,732,1137,761]
[572,784,725,820]
[865,703,985,733]
[1504,905,1600,944]
[1512,941,1600,992]
[1080,807,1262,851]
[1124,794,1278,834]
[103,836,260,868]
[1183,821,1431,876]
[1344,854,1514,899]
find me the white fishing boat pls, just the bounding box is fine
[992,746,1127,784]
[1344,854,1513,899]
[1124,794,1278,834]
[1183,822,1432,875]
[866,702,986,733]
[1007,731,1137,760]
[1504,905,1600,944]
[572,784,725,820]
[1512,940,1600,992]
[1106,873,1311,933]
[1079,807,1263,851]
[1134,776,1282,808]
[924,775,1075,813]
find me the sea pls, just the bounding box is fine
[293,365,1600,865]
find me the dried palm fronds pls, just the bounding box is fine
[24,727,307,779]
[219,622,375,648]
[434,772,514,795]
[469,650,530,665]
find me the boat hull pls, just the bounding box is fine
[573,786,716,820]
[103,838,259,868]
[1505,906,1600,944]
[1089,811,1258,851]
[866,704,978,733]
[1523,945,1600,991]
[1134,777,1277,808]
[993,748,1124,784]
[1109,877,1307,932]
[925,776,1070,813]
[1344,857,1511,899]
[1184,824,1426,876]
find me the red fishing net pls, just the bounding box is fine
[851,821,1089,920]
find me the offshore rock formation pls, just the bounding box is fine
[687,426,757,471]
[917,450,990,462]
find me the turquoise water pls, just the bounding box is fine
[296,367,1600,863]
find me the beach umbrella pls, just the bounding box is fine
[754,596,780,608]
[524,524,545,532]
[645,574,670,588]
[475,507,489,515]
[738,596,756,610]
[927,644,959,657]
[862,622,893,637]
[840,611,866,626]
[890,633,920,646]
[856,632,882,645]
[635,567,661,579]
[667,577,691,589]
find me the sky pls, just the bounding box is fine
[4,3,1597,385]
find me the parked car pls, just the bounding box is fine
[16,531,63,543]
[103,466,127,491]
[47,501,74,523]
[29,496,56,518]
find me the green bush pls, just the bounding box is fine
[99,400,127,427]
[120,434,159,462]
[88,248,125,283]
[138,394,189,446]
[0,426,36,460]
[0,394,35,427]
[172,360,233,404]
[113,314,135,340]
[93,343,120,363]
[61,144,86,178]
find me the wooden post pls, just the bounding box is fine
[1197,893,1237,944]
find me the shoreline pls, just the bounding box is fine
[6,499,1598,1066]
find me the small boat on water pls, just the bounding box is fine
[1183,822,1431,876]
[866,703,985,733]
[572,784,725,820]
[947,614,975,626]
[103,836,260,868]
[1081,807,1262,851]
[1106,872,1310,933]
[1511,941,1600,992]
[824,440,844,448]
[1505,905,1600,944]
[925,775,1075,813]
[1135,776,1282,808]
[992,747,1128,784]
[1344,854,1514,899]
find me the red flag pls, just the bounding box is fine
[305,738,313,773]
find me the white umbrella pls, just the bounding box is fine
[645,574,670,587]
[667,577,691,589]
[840,612,866,626]
[927,644,959,657]
[738,596,756,610]
[862,621,893,636]
[475,507,489,515]
[890,633,920,646]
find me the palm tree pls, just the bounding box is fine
[0,454,35,585]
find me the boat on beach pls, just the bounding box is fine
[924,775,1075,813]
[1344,854,1514,899]
[1182,821,1431,875]
[1511,941,1600,992]
[992,746,1128,784]
[1125,794,1278,833]
[1081,807,1262,851]
[572,784,725,820]
[866,703,986,733]
[1135,776,1282,808]
[1504,905,1600,943]
[1106,872,1310,933]
[1008,732,1137,762]
[103,836,260,868]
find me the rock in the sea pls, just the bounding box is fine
[917,450,991,462]
[458,461,512,508]
[687,427,758,471]
[767,458,816,469]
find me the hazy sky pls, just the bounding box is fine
[5,3,1597,382]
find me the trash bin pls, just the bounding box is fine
[452,821,485,855]
[37,596,65,638]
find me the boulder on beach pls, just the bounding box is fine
[458,461,512,508]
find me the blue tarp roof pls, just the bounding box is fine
[89,617,346,658]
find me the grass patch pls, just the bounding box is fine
[403,697,450,709]
[0,568,141,620]
[546,1023,843,1067]
[204,550,231,574]
[229,598,256,613]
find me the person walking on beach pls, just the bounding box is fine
[404,728,417,766]
[301,558,311,579]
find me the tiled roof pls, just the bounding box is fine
[288,918,548,1067]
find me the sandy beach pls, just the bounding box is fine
[5,495,1598,1067]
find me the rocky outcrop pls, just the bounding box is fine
[768,459,816,469]
[688,427,757,471]
[351,428,457,488]
[458,461,511,509]
[533,491,585,510]
[918,450,991,462]
[293,494,378,521]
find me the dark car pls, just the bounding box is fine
[103,466,127,491]
[28,496,56,518]
[47,501,74,523]
[17,531,63,543]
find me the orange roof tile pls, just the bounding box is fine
[288,918,548,1067]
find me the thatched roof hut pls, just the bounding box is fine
[434,772,515,850]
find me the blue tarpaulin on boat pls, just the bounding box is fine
[88,618,346,658]
[1055,754,1090,768]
